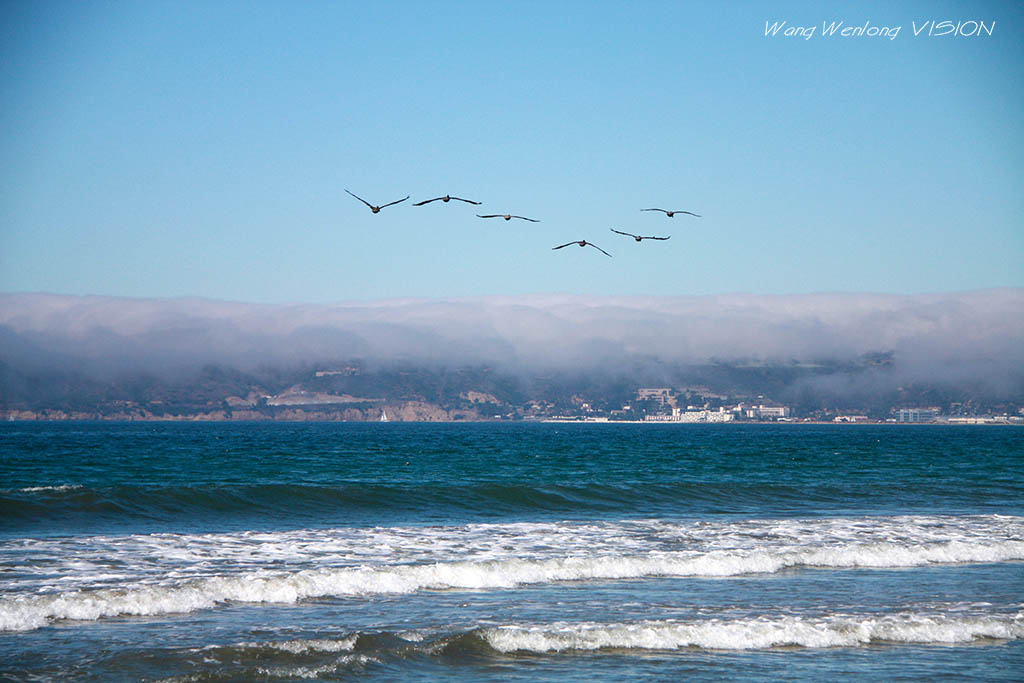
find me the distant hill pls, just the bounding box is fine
[2,291,1022,420]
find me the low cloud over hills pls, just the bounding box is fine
[1,289,1022,416]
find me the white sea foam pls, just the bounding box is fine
[4,514,1021,595]
[249,656,380,680]
[2,533,1023,632]
[11,484,83,493]
[242,636,358,654]
[481,613,1024,652]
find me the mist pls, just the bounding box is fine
[1,290,1022,402]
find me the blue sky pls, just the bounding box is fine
[2,0,1021,304]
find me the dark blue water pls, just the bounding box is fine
[1,422,1022,680]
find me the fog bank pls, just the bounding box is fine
[1,290,1022,397]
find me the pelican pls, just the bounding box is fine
[641,208,701,217]
[413,195,481,206]
[345,189,409,213]
[477,213,539,222]
[552,240,612,257]
[611,228,671,242]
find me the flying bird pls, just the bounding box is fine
[345,189,409,213]
[552,240,612,257]
[477,213,540,222]
[641,208,701,218]
[611,228,671,242]
[413,195,482,206]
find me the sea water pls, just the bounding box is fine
[1,422,1022,680]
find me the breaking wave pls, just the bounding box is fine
[3,537,1022,632]
[479,613,1024,652]
[116,613,1024,681]
[141,612,1024,678]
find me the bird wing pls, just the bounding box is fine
[477,214,500,219]
[379,196,410,209]
[511,216,540,222]
[610,228,639,238]
[641,208,666,213]
[552,242,577,250]
[412,197,441,206]
[588,243,613,257]
[646,235,671,240]
[451,197,482,205]
[345,189,374,209]
[677,211,701,217]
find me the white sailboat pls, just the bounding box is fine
[380,409,388,422]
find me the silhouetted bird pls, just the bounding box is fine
[641,208,701,217]
[552,240,612,257]
[611,228,671,242]
[477,213,539,222]
[413,195,481,206]
[345,189,409,213]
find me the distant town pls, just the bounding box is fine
[3,359,1021,424]
[542,386,1024,425]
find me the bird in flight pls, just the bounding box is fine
[552,240,612,257]
[345,189,409,213]
[413,195,482,206]
[477,213,540,222]
[611,228,671,242]
[641,208,701,218]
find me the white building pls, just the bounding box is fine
[645,408,734,423]
[756,405,790,419]
[736,403,791,420]
[897,408,940,423]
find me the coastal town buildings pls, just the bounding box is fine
[897,408,941,423]
[5,375,1021,424]
[736,403,791,420]
[645,408,734,423]
[636,388,676,408]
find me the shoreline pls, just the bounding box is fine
[2,413,1020,426]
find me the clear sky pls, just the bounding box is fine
[1,0,1021,304]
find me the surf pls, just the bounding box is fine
[480,613,1024,652]
[4,534,1023,632]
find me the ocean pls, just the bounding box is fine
[1,422,1022,681]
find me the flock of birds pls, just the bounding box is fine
[344,189,701,258]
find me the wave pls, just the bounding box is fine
[478,613,1024,652]
[141,612,1024,680]
[156,636,380,681]
[3,479,1012,533]
[6,514,1018,596]
[3,536,1023,632]
[0,481,796,517]
[207,613,1024,656]
[12,485,84,493]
